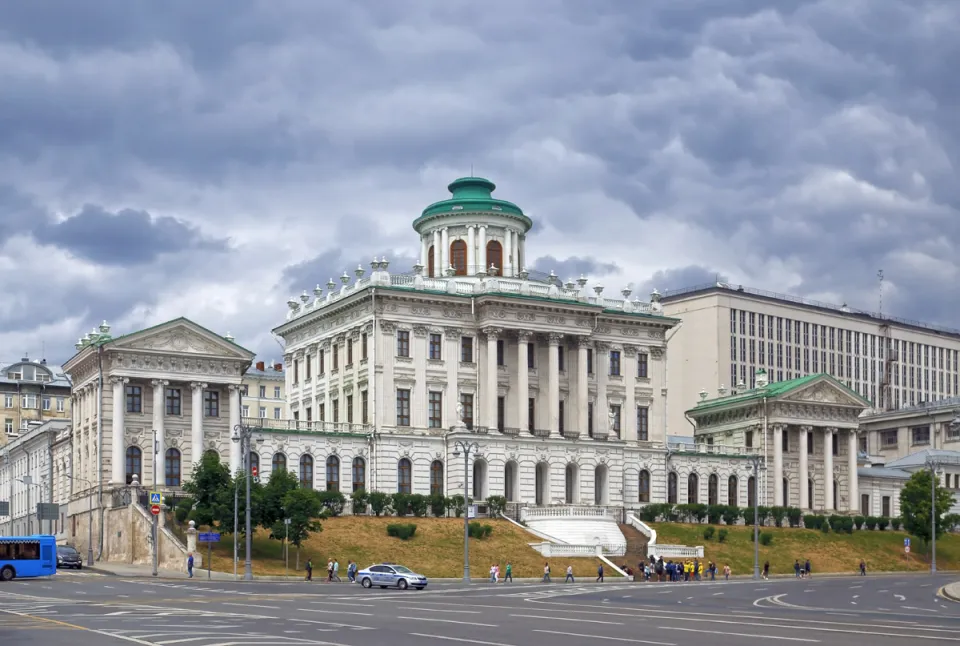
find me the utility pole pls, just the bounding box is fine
[232,421,259,581]
[751,454,763,580]
[453,439,478,583]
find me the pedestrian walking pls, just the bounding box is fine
[762,561,770,580]
[187,553,194,579]
[804,559,811,578]
[490,565,497,583]
[565,565,574,583]
[597,564,604,583]
[347,561,357,582]
[305,558,313,582]
[723,564,731,580]
[333,559,342,582]
[504,562,513,583]
[794,560,801,578]
[542,563,551,583]
[859,559,866,576]
[327,558,334,582]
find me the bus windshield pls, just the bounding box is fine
[0,536,57,581]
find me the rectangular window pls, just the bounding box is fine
[428,392,442,428]
[20,394,36,409]
[3,394,11,408]
[609,351,621,376]
[527,397,535,431]
[807,431,814,455]
[396,389,411,426]
[319,403,325,421]
[346,339,353,365]
[305,354,312,379]
[782,429,789,452]
[4,418,12,434]
[637,406,649,441]
[362,390,369,424]
[319,350,325,374]
[204,390,220,417]
[497,396,505,431]
[56,397,65,412]
[587,349,594,375]
[125,385,142,414]
[306,407,313,422]
[274,386,281,398]
[259,406,266,418]
[527,343,536,369]
[361,333,368,360]
[588,402,594,437]
[333,399,340,423]
[42,396,51,411]
[461,336,474,363]
[332,344,339,370]
[558,400,565,433]
[259,385,266,398]
[745,430,753,448]
[496,339,505,366]
[911,425,931,446]
[397,331,410,358]
[429,333,442,360]
[882,496,891,518]
[293,359,299,384]
[460,393,474,430]
[558,346,565,372]
[347,394,354,424]
[165,388,182,415]
[730,308,737,333]
[274,407,281,419]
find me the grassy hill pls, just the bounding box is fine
[652,522,960,575]
[205,517,604,578]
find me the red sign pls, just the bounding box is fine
[251,466,258,478]
[151,504,161,516]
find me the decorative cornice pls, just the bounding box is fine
[516,330,534,342]
[444,327,463,336]
[190,381,208,390]
[623,345,638,357]
[648,347,664,359]
[547,332,564,345]
[577,336,593,349]
[413,325,430,337]
[380,321,397,334]
[482,327,503,340]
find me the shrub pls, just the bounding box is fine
[392,493,411,516]
[721,506,741,526]
[756,506,770,526]
[842,517,855,534]
[891,517,902,531]
[760,532,773,546]
[877,516,889,531]
[486,495,507,517]
[351,488,369,515]
[854,515,865,530]
[820,521,830,534]
[637,505,658,522]
[718,528,728,543]
[706,505,724,525]
[368,491,392,517]
[703,526,716,541]
[408,494,428,517]
[317,490,346,516]
[787,507,803,528]
[449,494,466,518]
[803,514,821,530]
[828,514,844,532]
[770,506,787,528]
[175,498,194,523]
[386,523,418,540]
[429,493,448,518]
[865,516,878,530]
[469,521,494,539]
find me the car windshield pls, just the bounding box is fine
[392,566,414,574]
[58,547,78,555]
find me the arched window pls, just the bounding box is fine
[125,447,142,485]
[687,473,699,504]
[398,458,412,494]
[473,459,488,500]
[748,475,757,509]
[326,455,340,492]
[833,481,839,511]
[639,470,650,503]
[783,477,789,507]
[299,454,314,489]
[272,452,287,474]
[808,479,814,510]
[164,448,181,487]
[708,474,719,505]
[249,452,260,476]
[728,475,738,506]
[450,240,467,276]
[486,240,503,275]
[352,457,366,492]
[430,460,444,496]
[427,245,435,277]
[667,472,678,504]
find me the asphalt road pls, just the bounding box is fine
[2,570,959,646]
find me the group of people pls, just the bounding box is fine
[631,557,727,582]
[488,563,514,582]
[303,558,359,582]
[792,559,813,578]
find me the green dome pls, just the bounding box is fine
[413,177,533,232]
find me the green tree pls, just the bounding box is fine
[183,451,232,526]
[271,488,323,568]
[260,468,300,529]
[214,474,265,536]
[900,470,955,543]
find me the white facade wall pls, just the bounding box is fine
[0,420,72,537]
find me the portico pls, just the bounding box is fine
[686,370,869,512]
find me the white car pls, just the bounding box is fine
[357,563,428,590]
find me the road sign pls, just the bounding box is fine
[150,492,162,505]
[905,545,911,554]
[467,504,478,519]
[904,537,911,547]
[198,532,221,542]
[37,503,59,521]
[150,504,161,516]
[0,501,9,516]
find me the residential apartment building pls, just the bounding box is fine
[1,357,72,445]
[240,361,286,422]
[661,284,960,437]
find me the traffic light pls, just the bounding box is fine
[251,465,259,484]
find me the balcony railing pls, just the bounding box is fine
[241,417,372,434]
[668,441,761,456]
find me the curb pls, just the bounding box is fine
[938,585,960,603]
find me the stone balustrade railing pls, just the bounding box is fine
[529,542,627,558]
[668,441,762,457]
[520,505,616,522]
[240,417,372,435]
[650,544,705,559]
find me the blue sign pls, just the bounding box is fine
[149,492,162,505]
[198,532,221,542]
[904,538,911,547]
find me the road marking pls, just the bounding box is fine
[296,608,372,616]
[397,615,497,627]
[895,594,906,601]
[156,638,219,644]
[0,609,156,645]
[878,590,888,593]
[513,614,621,625]
[850,586,862,589]
[222,603,280,609]
[308,601,376,608]
[901,606,939,613]
[532,630,674,645]
[853,595,859,599]
[410,633,518,646]
[397,606,482,614]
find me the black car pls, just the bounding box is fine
[56,545,82,570]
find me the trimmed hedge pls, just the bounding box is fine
[386,523,418,540]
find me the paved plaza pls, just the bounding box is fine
[2,571,959,645]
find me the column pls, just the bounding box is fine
[420,236,428,268]
[799,425,810,509]
[824,427,835,511]
[516,331,531,431]
[432,230,441,277]
[152,380,168,487]
[595,342,609,436]
[547,333,561,435]
[191,382,207,468]
[773,423,783,507]
[504,229,513,277]
[577,338,589,434]
[440,227,449,274]
[848,429,859,513]
[467,226,476,275]
[322,341,332,428]
[478,226,487,274]
[484,327,500,429]
[623,346,637,442]
[110,377,127,484]
[228,384,242,474]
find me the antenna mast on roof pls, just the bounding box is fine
[470,163,474,176]
[877,269,884,317]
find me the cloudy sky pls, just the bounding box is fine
[1,0,957,366]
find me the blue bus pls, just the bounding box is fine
[0,535,57,581]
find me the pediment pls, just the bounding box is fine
[778,379,867,409]
[111,319,254,360]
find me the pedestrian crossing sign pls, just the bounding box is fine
[150,492,162,505]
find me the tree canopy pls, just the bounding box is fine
[899,469,955,543]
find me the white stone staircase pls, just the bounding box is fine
[519,506,627,557]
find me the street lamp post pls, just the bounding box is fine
[18,476,42,535]
[452,440,479,583]
[232,422,258,581]
[750,454,763,580]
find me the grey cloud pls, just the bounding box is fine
[531,255,620,283]
[638,266,728,297]
[34,205,229,265]
[282,250,421,296]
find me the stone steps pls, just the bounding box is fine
[618,523,649,572]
